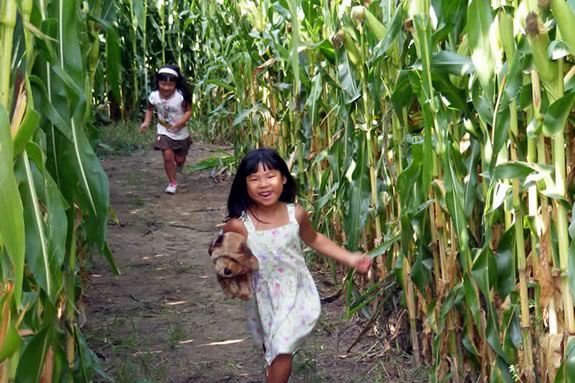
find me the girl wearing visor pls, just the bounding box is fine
[140,65,192,194]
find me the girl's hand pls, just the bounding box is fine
[139,123,148,133]
[169,123,181,132]
[350,253,371,274]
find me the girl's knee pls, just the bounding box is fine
[175,155,186,165]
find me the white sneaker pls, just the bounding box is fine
[165,183,177,194]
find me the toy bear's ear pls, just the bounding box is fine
[208,232,224,255]
[239,242,253,257]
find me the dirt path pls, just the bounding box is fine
[84,144,420,383]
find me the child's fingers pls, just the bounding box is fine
[358,254,371,273]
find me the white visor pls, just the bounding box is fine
[158,67,178,77]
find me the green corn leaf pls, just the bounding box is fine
[12,103,40,157]
[105,28,122,106]
[0,106,25,304]
[317,39,336,65]
[58,122,110,249]
[305,72,322,127]
[413,15,433,103]
[15,326,52,383]
[0,285,22,361]
[29,76,73,141]
[462,331,481,365]
[463,276,481,328]
[18,151,61,301]
[464,141,480,217]
[407,70,433,193]
[569,203,575,302]
[371,3,404,62]
[346,279,389,317]
[493,356,515,382]
[495,228,515,299]
[444,146,471,269]
[74,325,113,382]
[543,91,575,136]
[472,80,494,124]
[501,306,521,363]
[367,233,401,258]
[430,51,474,76]
[486,306,509,362]
[467,0,496,100]
[566,336,575,383]
[550,0,575,57]
[343,135,370,250]
[335,47,360,104]
[390,70,413,113]
[410,251,432,292]
[50,64,88,117]
[133,0,145,31]
[492,107,510,168]
[502,50,522,102]
[493,161,536,180]
[471,247,497,299]
[102,241,121,275]
[397,142,423,208]
[431,72,468,111]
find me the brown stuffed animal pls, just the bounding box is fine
[208,232,258,300]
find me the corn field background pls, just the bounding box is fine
[1,0,575,381]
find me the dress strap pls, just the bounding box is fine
[286,203,297,223]
[241,212,256,233]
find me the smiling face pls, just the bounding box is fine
[158,74,177,99]
[246,164,287,208]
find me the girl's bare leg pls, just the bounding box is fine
[174,153,186,167]
[162,149,177,184]
[266,354,292,383]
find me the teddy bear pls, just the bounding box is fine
[208,232,258,300]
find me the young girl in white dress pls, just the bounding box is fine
[139,65,192,194]
[223,148,371,383]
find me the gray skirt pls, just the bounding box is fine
[153,135,192,155]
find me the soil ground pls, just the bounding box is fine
[84,142,426,383]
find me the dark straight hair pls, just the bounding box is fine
[152,64,192,104]
[226,148,297,219]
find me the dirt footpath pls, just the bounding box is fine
[84,143,421,383]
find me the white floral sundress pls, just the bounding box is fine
[242,203,321,365]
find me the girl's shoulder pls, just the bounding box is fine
[293,203,308,224]
[148,90,160,103]
[222,218,248,237]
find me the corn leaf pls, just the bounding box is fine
[0,285,22,361]
[0,106,25,303]
[495,228,515,299]
[467,0,495,100]
[542,91,575,136]
[343,135,370,250]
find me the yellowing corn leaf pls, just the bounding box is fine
[541,334,563,382]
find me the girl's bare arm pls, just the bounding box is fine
[139,103,154,132]
[296,205,371,273]
[222,218,248,237]
[171,102,193,131]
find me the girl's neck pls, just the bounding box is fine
[249,202,284,225]
[159,90,176,100]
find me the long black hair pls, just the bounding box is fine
[153,64,192,104]
[226,148,297,219]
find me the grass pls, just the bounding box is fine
[293,347,321,382]
[89,316,170,383]
[168,322,187,348]
[94,121,155,157]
